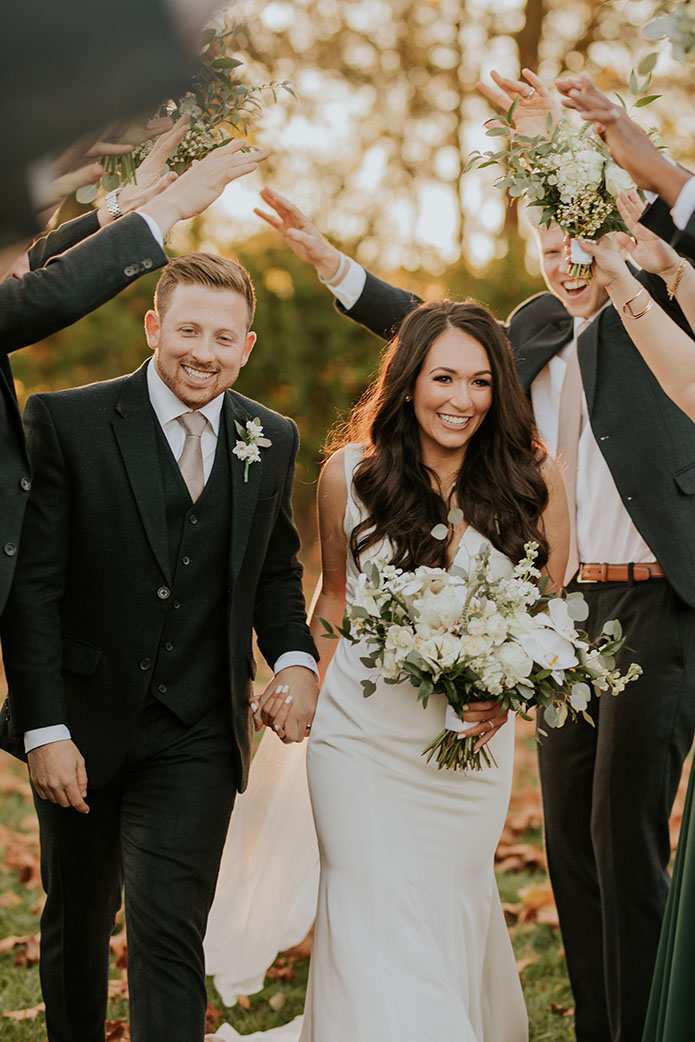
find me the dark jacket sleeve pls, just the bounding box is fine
[0,395,71,733]
[0,213,168,355]
[252,417,318,668]
[28,212,101,271]
[639,196,695,264]
[337,269,423,340]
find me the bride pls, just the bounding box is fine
[206,297,568,1041]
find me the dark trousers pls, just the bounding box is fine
[538,578,695,1042]
[33,698,238,1042]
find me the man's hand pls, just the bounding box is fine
[141,138,269,236]
[27,740,89,814]
[478,68,560,139]
[98,118,190,224]
[254,188,343,281]
[250,666,319,743]
[556,72,689,204]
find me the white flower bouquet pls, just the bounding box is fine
[467,115,636,281]
[321,544,641,772]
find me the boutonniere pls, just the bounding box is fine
[233,415,272,482]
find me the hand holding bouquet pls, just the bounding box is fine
[321,544,641,772]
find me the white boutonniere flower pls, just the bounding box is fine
[233,416,272,482]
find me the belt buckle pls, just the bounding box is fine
[576,565,598,584]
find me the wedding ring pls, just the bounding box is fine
[306,724,312,731]
[524,87,536,99]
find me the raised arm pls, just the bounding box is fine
[578,231,695,421]
[255,187,422,340]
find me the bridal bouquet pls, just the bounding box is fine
[79,14,293,201]
[321,543,641,772]
[467,116,635,280]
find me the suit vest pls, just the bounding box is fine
[149,415,231,724]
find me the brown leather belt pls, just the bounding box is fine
[576,562,665,583]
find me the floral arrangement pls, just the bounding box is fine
[321,543,641,772]
[644,2,695,64]
[467,116,635,280]
[78,13,293,202]
[233,415,272,483]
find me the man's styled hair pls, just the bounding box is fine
[154,253,256,326]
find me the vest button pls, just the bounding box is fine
[157,586,171,600]
[3,543,17,556]
[165,642,174,652]
[182,555,191,566]
[173,600,181,610]
[20,477,31,491]
[189,514,198,525]
[158,683,168,694]
[139,658,152,671]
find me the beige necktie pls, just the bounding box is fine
[176,412,207,502]
[556,321,589,585]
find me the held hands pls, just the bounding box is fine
[254,188,343,281]
[250,665,319,743]
[477,68,560,139]
[27,740,89,814]
[459,701,509,754]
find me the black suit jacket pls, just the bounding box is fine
[0,212,168,616]
[0,363,317,791]
[639,196,695,264]
[339,268,695,606]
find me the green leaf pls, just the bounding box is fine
[360,655,376,669]
[506,96,519,125]
[486,126,511,137]
[634,94,662,107]
[638,53,658,75]
[431,524,448,540]
[101,171,120,191]
[544,702,568,728]
[211,57,243,70]
[318,616,335,635]
[447,507,463,525]
[546,111,553,133]
[361,680,377,698]
[629,70,639,96]
[76,184,98,204]
[602,619,622,639]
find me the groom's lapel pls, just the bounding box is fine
[112,362,171,582]
[225,393,264,581]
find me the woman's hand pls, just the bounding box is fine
[614,190,682,279]
[459,700,510,753]
[478,68,561,139]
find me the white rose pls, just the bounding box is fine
[467,616,486,637]
[485,613,508,644]
[416,585,464,631]
[459,634,489,658]
[496,641,534,684]
[604,161,635,198]
[381,649,400,679]
[385,625,416,657]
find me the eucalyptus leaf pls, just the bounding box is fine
[486,126,511,137]
[543,702,568,728]
[447,508,464,525]
[634,94,662,107]
[101,171,120,191]
[431,524,448,541]
[362,680,377,698]
[638,53,658,75]
[75,184,98,204]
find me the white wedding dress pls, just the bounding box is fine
[205,446,528,1042]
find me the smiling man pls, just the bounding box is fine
[253,184,695,1042]
[0,253,318,1042]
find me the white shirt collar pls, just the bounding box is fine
[146,358,225,435]
[573,300,610,335]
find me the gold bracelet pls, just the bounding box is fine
[622,288,654,319]
[666,259,686,300]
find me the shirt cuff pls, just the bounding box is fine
[671,176,695,231]
[273,651,319,678]
[24,724,72,754]
[135,210,164,247]
[326,257,367,311]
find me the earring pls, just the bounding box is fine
[405,395,412,402]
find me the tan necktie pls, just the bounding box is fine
[176,411,207,502]
[555,321,589,585]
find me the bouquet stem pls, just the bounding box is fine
[568,238,594,282]
[423,728,498,772]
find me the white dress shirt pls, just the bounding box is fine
[25,360,316,753]
[325,266,655,566]
[672,176,695,231]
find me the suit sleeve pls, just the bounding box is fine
[639,197,695,264]
[0,213,168,355]
[28,212,101,270]
[252,420,318,669]
[337,269,423,341]
[0,396,72,733]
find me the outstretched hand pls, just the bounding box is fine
[614,190,682,277]
[555,72,687,204]
[478,67,560,138]
[255,188,342,281]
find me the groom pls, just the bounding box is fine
[0,253,319,1042]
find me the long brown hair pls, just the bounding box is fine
[328,299,549,569]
